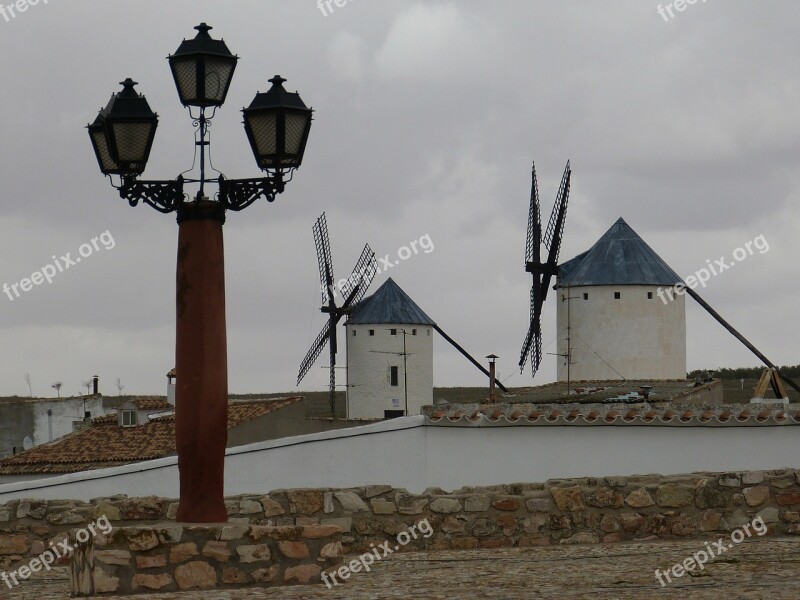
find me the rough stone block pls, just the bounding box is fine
[0,535,30,555]
[656,484,694,508]
[302,524,341,538]
[278,540,310,559]
[370,499,397,515]
[365,485,393,498]
[169,542,199,563]
[492,497,522,512]
[131,573,173,591]
[334,492,369,513]
[321,517,352,533]
[550,487,584,512]
[95,549,132,566]
[285,564,321,584]
[465,496,491,512]
[237,544,271,563]
[135,554,167,569]
[288,490,324,515]
[175,561,217,590]
[430,498,461,514]
[252,565,280,583]
[202,540,231,561]
[743,486,771,507]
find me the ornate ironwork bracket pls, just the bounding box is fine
[218,174,285,211]
[116,173,287,219]
[120,175,186,214]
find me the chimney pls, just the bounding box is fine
[167,368,176,406]
[92,375,100,395]
[486,354,499,403]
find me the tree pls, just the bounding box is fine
[23,373,32,397]
[115,378,124,396]
[51,382,63,398]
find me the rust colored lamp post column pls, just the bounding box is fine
[87,23,313,523]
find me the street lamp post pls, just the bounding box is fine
[87,23,312,523]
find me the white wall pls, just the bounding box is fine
[32,396,110,446]
[556,284,686,381]
[346,324,433,418]
[1,418,797,502]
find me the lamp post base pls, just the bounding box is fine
[174,202,228,523]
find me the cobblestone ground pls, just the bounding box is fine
[7,537,800,599]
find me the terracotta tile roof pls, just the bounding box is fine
[129,396,173,411]
[423,402,798,427]
[0,397,300,475]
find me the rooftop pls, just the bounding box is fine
[347,278,436,326]
[425,401,799,427]
[558,217,682,287]
[0,397,300,475]
[439,379,722,405]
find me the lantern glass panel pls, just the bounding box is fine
[284,112,309,158]
[248,112,278,158]
[204,57,236,105]
[111,122,153,163]
[90,126,120,174]
[170,57,197,105]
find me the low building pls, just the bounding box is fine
[0,393,119,459]
[0,397,312,482]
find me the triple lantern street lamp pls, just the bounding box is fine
[88,22,313,219]
[87,23,313,523]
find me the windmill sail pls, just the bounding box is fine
[297,213,377,416]
[519,161,571,377]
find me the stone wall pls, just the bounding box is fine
[3,468,800,574]
[69,523,342,595]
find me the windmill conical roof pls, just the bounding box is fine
[347,278,436,325]
[557,218,681,287]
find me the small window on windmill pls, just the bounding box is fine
[369,329,375,336]
[352,329,357,337]
[390,366,399,386]
[412,329,417,335]
[390,329,397,336]
[583,293,589,300]
[648,292,653,299]
[614,292,621,299]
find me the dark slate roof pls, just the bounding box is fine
[347,278,436,325]
[557,218,682,287]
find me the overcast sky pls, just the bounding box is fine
[1,1,798,397]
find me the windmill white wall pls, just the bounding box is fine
[346,324,433,418]
[555,218,687,382]
[556,285,686,381]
